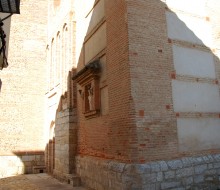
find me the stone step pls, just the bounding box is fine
[53,173,81,187]
[32,165,46,174]
[67,174,81,187]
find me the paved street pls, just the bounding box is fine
[0,174,88,190]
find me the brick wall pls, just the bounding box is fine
[0,152,45,177]
[127,0,177,162]
[0,0,48,177]
[0,0,219,188]
[75,0,220,189]
[76,0,138,162]
[127,0,220,162]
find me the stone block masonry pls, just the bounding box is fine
[0,153,45,178]
[76,154,220,190]
[53,108,77,179]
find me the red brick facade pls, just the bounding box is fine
[76,0,135,162]
[76,0,220,164]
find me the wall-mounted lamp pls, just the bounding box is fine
[0,20,7,70]
[0,0,20,14]
[0,0,20,70]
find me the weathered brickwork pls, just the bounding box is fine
[126,0,220,162]
[127,0,178,162]
[76,0,136,162]
[74,0,220,189]
[75,0,219,166]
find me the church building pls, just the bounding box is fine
[0,0,220,189]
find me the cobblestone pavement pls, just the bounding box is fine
[0,174,88,190]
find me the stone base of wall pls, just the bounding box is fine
[0,153,45,178]
[53,169,81,187]
[54,108,77,175]
[76,154,220,190]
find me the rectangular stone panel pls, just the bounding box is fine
[85,22,106,63]
[172,80,220,112]
[177,118,220,151]
[86,0,105,34]
[173,45,215,78]
[166,11,212,46]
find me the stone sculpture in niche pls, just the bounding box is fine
[87,85,93,111]
[72,60,101,118]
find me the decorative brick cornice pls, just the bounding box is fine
[72,59,101,84]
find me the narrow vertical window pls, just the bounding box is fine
[56,32,61,85]
[62,25,69,93]
[50,39,55,89]
[46,45,50,91]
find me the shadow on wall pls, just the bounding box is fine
[45,0,109,178]
[164,2,220,153]
[124,0,220,161]
[0,150,45,178]
[45,70,78,177]
[71,0,137,162]
[63,1,220,189]
[49,0,220,167]
[73,0,220,163]
[45,121,55,174]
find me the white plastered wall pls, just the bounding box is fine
[166,0,220,152]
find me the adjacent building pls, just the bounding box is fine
[0,0,47,176]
